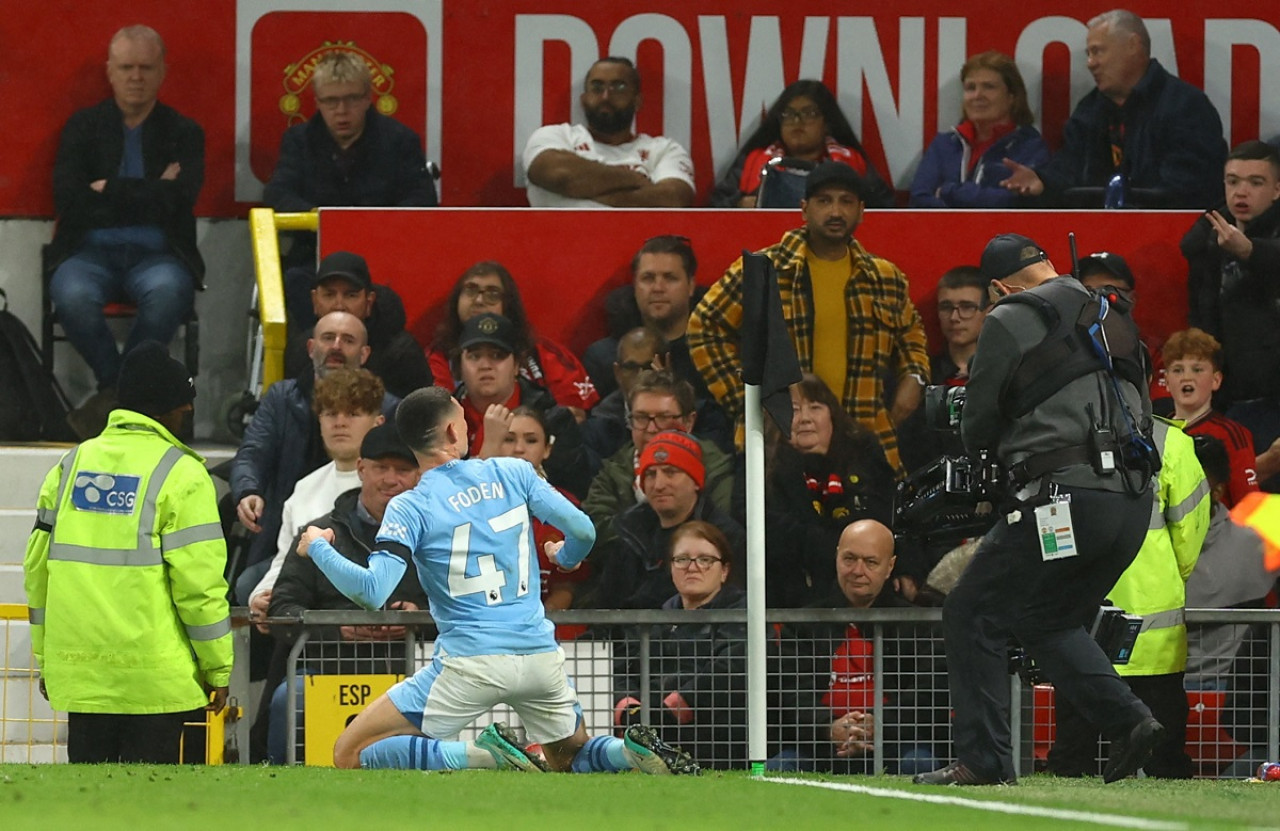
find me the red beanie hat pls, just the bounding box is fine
[637,430,705,489]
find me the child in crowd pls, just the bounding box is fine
[1162,328,1258,507]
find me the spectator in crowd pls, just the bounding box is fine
[246,368,386,628]
[523,57,694,208]
[283,251,433,399]
[1047,414,1209,779]
[581,370,736,561]
[897,265,989,474]
[582,327,667,463]
[49,26,204,438]
[231,311,398,594]
[594,431,744,610]
[1184,141,1280,485]
[582,236,733,451]
[1162,328,1258,507]
[910,51,1049,208]
[689,161,930,473]
[24,342,231,763]
[263,49,436,320]
[428,261,598,418]
[1075,251,1173,416]
[764,375,895,607]
[265,422,426,764]
[497,406,591,615]
[1184,435,1278,690]
[710,80,893,209]
[770,520,947,774]
[613,521,748,769]
[453,312,554,458]
[1001,10,1226,208]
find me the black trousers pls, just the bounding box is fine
[1047,672,1193,778]
[942,484,1156,781]
[67,711,201,764]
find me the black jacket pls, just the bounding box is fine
[283,282,435,400]
[1184,199,1280,404]
[50,99,205,282]
[1036,59,1226,209]
[270,488,430,672]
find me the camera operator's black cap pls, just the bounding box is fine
[1078,252,1135,290]
[980,233,1048,283]
[804,161,866,200]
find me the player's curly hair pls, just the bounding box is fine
[312,368,384,416]
[1161,328,1223,371]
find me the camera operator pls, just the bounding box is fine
[913,234,1163,786]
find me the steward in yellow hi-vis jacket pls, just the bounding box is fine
[1048,416,1210,779]
[23,342,232,763]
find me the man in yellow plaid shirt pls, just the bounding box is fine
[688,162,929,474]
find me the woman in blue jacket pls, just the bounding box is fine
[910,52,1049,208]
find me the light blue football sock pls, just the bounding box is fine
[570,735,629,772]
[359,735,472,770]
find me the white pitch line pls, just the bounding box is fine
[762,776,1189,831]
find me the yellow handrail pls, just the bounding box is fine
[248,208,318,394]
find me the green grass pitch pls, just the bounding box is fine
[0,765,1276,830]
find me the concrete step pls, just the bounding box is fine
[0,565,23,604]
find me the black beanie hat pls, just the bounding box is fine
[117,341,196,419]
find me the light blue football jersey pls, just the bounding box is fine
[376,457,594,657]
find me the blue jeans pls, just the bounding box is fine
[49,241,194,389]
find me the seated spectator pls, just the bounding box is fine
[764,374,895,607]
[231,311,398,591]
[246,368,386,623]
[897,265,988,474]
[910,51,1048,208]
[770,520,947,774]
[51,26,204,438]
[594,431,745,610]
[612,521,747,769]
[581,235,733,450]
[582,327,667,464]
[497,406,590,615]
[1075,251,1172,416]
[283,251,433,399]
[265,422,427,763]
[709,79,893,208]
[263,50,436,317]
[1185,435,1278,691]
[1162,328,1258,506]
[427,261,598,418]
[1001,10,1225,208]
[453,312,554,459]
[523,57,694,208]
[581,370,736,561]
[1183,141,1280,487]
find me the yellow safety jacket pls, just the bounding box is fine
[1108,417,1210,676]
[23,409,233,714]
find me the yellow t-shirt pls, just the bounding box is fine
[807,250,852,395]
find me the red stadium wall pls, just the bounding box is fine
[1,1,1275,216]
[317,208,1197,356]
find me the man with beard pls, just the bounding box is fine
[689,162,930,474]
[522,57,694,208]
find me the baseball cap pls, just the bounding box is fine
[637,430,705,490]
[316,251,372,291]
[804,161,866,200]
[459,312,518,354]
[1078,252,1135,290]
[359,421,418,466]
[980,233,1048,283]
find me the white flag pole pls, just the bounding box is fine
[744,381,768,775]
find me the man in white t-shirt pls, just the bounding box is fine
[523,57,695,208]
[247,368,387,629]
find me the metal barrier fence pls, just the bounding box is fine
[269,607,1280,776]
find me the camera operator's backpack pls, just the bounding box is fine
[0,289,76,441]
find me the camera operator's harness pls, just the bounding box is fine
[998,279,1159,499]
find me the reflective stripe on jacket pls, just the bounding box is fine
[1108,417,1210,676]
[23,409,232,713]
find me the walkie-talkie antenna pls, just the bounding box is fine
[1069,232,1080,281]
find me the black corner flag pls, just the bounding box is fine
[739,250,802,439]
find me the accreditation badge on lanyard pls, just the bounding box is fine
[1034,494,1077,561]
